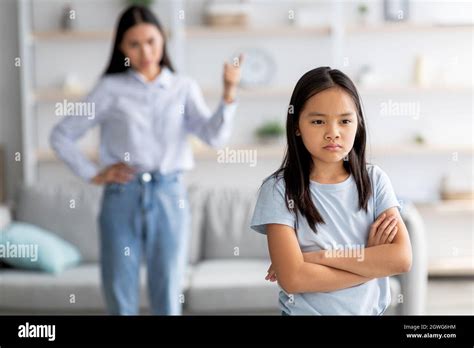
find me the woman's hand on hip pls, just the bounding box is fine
[91,162,136,185]
[223,53,244,103]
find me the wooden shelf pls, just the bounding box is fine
[31,30,113,40]
[37,149,98,163]
[34,89,86,102]
[202,85,473,99]
[32,87,292,103]
[192,143,286,160]
[428,257,474,277]
[415,200,474,213]
[30,23,473,42]
[202,86,292,98]
[38,144,472,164]
[359,86,473,94]
[194,144,474,158]
[367,144,473,156]
[185,25,331,38]
[37,145,285,163]
[347,23,474,34]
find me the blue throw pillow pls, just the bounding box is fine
[0,222,81,274]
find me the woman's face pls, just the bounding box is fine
[120,23,164,73]
[297,87,359,165]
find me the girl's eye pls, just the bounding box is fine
[311,119,352,125]
[148,39,155,45]
[130,42,139,48]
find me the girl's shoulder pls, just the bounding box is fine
[365,163,393,188]
[366,163,384,176]
[260,172,286,194]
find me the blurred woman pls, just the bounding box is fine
[50,5,242,315]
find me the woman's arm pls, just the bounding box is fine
[267,223,373,294]
[49,79,111,182]
[304,207,412,278]
[184,56,242,148]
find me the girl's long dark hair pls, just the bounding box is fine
[104,5,174,75]
[268,67,372,234]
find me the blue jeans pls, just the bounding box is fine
[99,171,190,315]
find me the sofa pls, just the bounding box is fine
[0,182,427,315]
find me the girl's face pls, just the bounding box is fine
[297,87,358,166]
[120,23,164,73]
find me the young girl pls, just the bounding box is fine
[250,67,412,315]
[50,6,241,315]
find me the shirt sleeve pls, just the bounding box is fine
[374,165,401,218]
[184,78,238,148]
[49,78,112,182]
[250,176,296,235]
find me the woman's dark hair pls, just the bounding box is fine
[104,5,174,75]
[268,66,372,233]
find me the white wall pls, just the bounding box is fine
[0,0,22,203]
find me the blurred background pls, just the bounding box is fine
[0,0,472,315]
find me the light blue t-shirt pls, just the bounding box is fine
[250,164,401,315]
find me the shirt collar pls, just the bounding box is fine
[127,66,173,89]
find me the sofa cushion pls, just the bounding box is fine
[0,222,81,274]
[185,259,280,313]
[202,188,269,259]
[16,184,102,263]
[186,185,206,264]
[15,183,204,264]
[0,263,192,313]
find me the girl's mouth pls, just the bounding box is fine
[323,144,342,151]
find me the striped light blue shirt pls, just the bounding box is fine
[50,67,238,181]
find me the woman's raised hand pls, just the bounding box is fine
[223,54,244,103]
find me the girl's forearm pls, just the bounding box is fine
[285,262,373,293]
[304,245,411,278]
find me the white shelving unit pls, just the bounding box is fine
[17,0,474,185]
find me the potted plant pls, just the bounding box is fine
[255,121,285,145]
[357,3,369,26]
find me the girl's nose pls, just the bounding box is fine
[325,128,340,140]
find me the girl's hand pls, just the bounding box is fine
[367,213,399,247]
[223,54,243,103]
[265,263,277,282]
[91,162,136,185]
